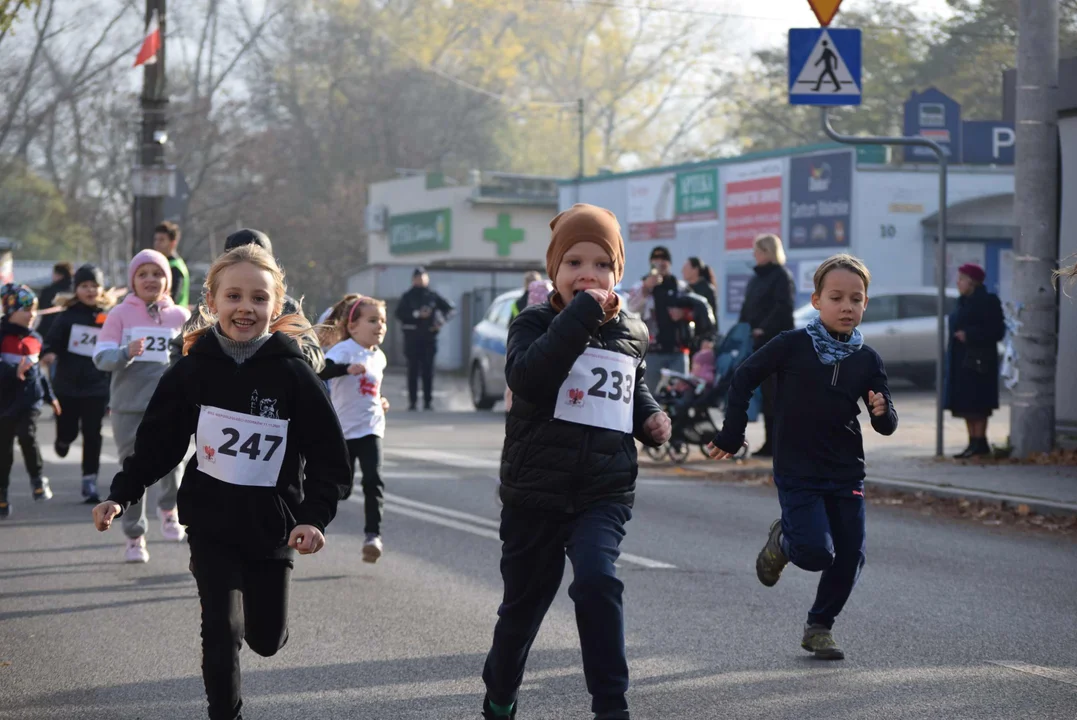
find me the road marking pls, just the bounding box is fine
[989,661,1077,687]
[350,491,676,569]
[384,448,500,469]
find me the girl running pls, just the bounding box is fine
[93,250,190,561]
[92,243,351,720]
[42,264,115,503]
[707,253,898,660]
[318,294,389,563]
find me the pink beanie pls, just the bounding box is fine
[128,249,172,293]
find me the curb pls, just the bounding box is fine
[864,475,1077,517]
[653,464,1077,517]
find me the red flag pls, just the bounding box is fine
[133,10,160,67]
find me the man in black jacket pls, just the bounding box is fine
[739,234,796,456]
[394,267,454,411]
[35,262,73,341]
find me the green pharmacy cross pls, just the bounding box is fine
[484,213,525,257]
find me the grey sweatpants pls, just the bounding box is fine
[111,412,182,539]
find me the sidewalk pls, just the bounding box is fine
[643,391,1077,517]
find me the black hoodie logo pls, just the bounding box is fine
[250,389,279,419]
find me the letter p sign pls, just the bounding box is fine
[993,126,1016,160]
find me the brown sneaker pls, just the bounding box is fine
[755,519,788,587]
[801,623,845,660]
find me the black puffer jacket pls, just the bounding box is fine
[739,262,796,348]
[43,301,111,398]
[500,292,663,512]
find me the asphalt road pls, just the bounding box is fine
[1,405,1075,720]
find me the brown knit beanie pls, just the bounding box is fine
[546,204,625,322]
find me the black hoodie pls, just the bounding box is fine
[107,331,351,554]
[42,301,111,398]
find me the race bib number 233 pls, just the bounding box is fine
[554,347,637,434]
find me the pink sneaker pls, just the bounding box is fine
[125,536,149,563]
[160,508,186,542]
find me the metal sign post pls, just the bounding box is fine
[820,108,950,457]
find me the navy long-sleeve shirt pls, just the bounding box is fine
[711,329,898,483]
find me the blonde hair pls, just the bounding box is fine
[753,233,787,266]
[317,294,387,348]
[183,244,315,355]
[813,253,872,295]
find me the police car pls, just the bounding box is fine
[468,290,518,410]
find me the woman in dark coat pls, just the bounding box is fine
[739,233,796,457]
[682,257,719,323]
[945,263,1006,458]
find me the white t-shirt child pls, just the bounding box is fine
[325,339,387,439]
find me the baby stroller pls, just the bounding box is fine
[646,322,761,463]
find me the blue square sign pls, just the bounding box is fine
[788,28,862,106]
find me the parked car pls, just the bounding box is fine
[793,286,960,388]
[469,286,631,410]
[469,290,518,409]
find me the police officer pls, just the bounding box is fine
[395,267,454,411]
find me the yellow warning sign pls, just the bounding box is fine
[807,0,843,26]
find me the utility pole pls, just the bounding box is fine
[131,0,168,255]
[1011,0,1059,457]
[577,97,585,203]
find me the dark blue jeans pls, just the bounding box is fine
[483,503,632,715]
[774,476,866,629]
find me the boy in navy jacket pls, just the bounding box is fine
[0,284,60,517]
[708,254,898,660]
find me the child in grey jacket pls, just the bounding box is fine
[94,249,190,562]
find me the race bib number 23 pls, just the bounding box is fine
[554,348,637,434]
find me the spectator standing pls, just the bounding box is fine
[153,221,190,309]
[394,267,455,411]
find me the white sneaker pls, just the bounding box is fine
[362,534,383,564]
[125,536,149,563]
[160,508,186,542]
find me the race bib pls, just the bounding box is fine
[124,326,175,363]
[554,348,637,433]
[67,324,101,357]
[196,406,289,488]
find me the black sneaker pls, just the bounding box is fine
[54,440,70,458]
[801,623,845,660]
[953,444,974,459]
[81,475,100,504]
[594,711,630,720]
[755,519,788,587]
[482,695,516,719]
[31,477,53,501]
[968,438,992,457]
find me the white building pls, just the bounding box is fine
[351,171,558,371]
[558,143,1014,332]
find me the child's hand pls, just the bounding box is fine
[381,397,390,412]
[706,439,748,460]
[41,352,57,366]
[288,524,325,554]
[347,363,366,375]
[868,391,888,417]
[51,399,62,416]
[643,411,672,445]
[15,357,32,381]
[583,288,610,306]
[127,338,146,358]
[92,501,122,531]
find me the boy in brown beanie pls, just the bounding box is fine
[481,204,671,720]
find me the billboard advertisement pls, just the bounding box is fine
[724,160,783,251]
[627,173,676,242]
[788,151,852,249]
[675,168,719,223]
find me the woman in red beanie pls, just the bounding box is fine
[945,263,1006,458]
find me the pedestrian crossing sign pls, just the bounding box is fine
[788,28,861,106]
